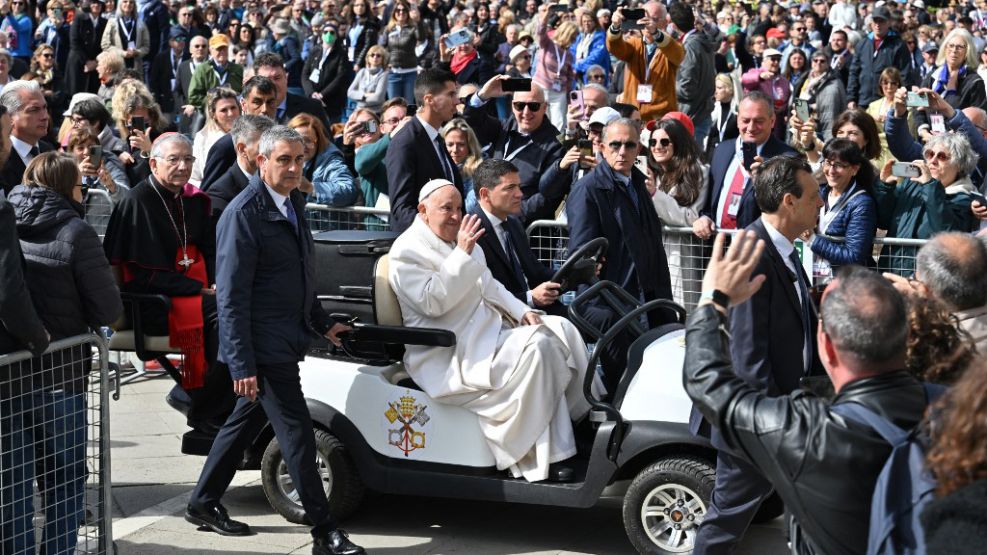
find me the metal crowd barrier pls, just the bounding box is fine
[300,205,927,312]
[83,189,114,240]
[0,334,112,555]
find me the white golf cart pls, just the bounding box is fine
[211,231,780,554]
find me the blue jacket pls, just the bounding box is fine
[567,160,672,316]
[308,142,358,207]
[812,181,877,267]
[215,175,335,379]
[571,31,610,85]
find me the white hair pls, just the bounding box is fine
[0,80,42,113]
[259,125,304,157]
[149,133,193,159]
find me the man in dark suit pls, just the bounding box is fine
[300,22,352,122]
[693,91,798,240]
[464,75,570,224]
[567,117,673,394]
[187,126,364,555]
[254,52,330,125]
[149,26,189,118]
[205,114,274,225]
[0,81,56,194]
[175,34,210,134]
[689,155,824,554]
[470,159,565,316]
[199,76,278,191]
[385,67,464,232]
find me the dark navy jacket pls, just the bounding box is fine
[215,175,335,380]
[811,180,877,267]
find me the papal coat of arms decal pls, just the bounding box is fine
[385,393,431,456]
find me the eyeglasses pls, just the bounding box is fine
[823,159,850,170]
[607,140,638,151]
[512,101,542,112]
[383,117,401,126]
[192,44,207,48]
[71,115,90,125]
[155,155,196,166]
[394,8,406,13]
[650,137,671,148]
[41,53,53,58]
[811,58,827,64]
[368,52,382,58]
[923,149,951,162]
[588,73,605,80]
[945,43,968,51]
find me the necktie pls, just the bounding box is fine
[28,145,40,158]
[788,250,813,375]
[284,198,298,234]
[624,181,641,216]
[434,135,453,181]
[501,222,526,288]
[276,106,287,123]
[719,164,746,229]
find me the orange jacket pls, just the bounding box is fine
[606,29,685,121]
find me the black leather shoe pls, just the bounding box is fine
[185,503,251,536]
[312,529,365,555]
[548,463,575,482]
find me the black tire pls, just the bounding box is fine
[622,456,715,554]
[260,429,364,524]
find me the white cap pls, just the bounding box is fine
[588,106,621,127]
[63,92,101,116]
[418,178,456,202]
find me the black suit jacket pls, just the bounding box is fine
[471,208,564,315]
[384,117,463,232]
[206,163,251,225]
[700,135,797,230]
[149,50,186,113]
[284,93,330,127]
[689,218,823,448]
[175,59,200,110]
[1,141,55,195]
[301,44,352,121]
[199,134,235,193]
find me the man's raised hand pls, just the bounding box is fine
[457,213,485,254]
[477,74,509,101]
[700,231,766,310]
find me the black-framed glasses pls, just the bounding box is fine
[823,159,850,170]
[650,137,671,148]
[513,101,542,112]
[394,8,406,13]
[608,140,638,151]
[41,53,53,58]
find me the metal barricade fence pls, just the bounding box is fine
[305,204,391,233]
[83,189,114,241]
[0,334,112,555]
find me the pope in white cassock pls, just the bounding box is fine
[388,178,601,482]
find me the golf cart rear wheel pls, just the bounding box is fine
[260,429,364,524]
[623,456,715,554]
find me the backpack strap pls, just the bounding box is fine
[831,401,909,446]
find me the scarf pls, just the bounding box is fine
[451,49,477,75]
[933,64,966,97]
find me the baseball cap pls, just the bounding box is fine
[209,33,231,49]
[922,42,939,54]
[168,25,188,41]
[871,6,892,21]
[763,48,783,58]
[588,106,620,127]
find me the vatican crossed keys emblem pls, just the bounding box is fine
[385,393,430,457]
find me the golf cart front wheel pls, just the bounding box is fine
[260,428,364,524]
[622,456,715,554]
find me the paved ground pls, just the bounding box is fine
[108,370,788,555]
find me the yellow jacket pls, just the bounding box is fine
[607,28,684,121]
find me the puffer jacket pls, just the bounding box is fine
[9,185,122,391]
[685,305,930,555]
[811,180,877,267]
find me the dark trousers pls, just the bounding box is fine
[189,361,336,537]
[692,450,774,555]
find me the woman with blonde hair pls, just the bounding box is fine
[99,0,150,80]
[95,49,125,105]
[190,88,241,185]
[440,118,484,212]
[347,44,389,111]
[287,113,359,206]
[535,17,577,130]
[110,81,172,184]
[29,43,67,123]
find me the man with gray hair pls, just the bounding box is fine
[103,132,234,437]
[206,114,276,225]
[567,117,673,393]
[0,80,55,194]
[885,232,987,350]
[189,126,364,555]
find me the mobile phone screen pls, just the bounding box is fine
[502,78,532,92]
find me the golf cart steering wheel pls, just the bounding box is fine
[552,237,608,294]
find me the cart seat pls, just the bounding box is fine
[108,330,180,354]
[373,254,402,326]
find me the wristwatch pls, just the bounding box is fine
[699,289,730,310]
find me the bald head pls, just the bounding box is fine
[963,107,987,138]
[916,232,987,311]
[418,185,463,243]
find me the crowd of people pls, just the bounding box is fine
[3,0,987,553]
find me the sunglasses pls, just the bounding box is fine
[923,149,951,162]
[41,53,53,58]
[512,101,542,112]
[608,140,638,151]
[650,137,671,148]
[394,8,406,13]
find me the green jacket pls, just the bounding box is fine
[354,133,390,229]
[874,176,978,274]
[187,61,244,109]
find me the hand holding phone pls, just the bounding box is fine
[130,116,146,132]
[890,162,921,179]
[621,8,645,30]
[88,145,103,168]
[793,99,810,123]
[502,78,532,92]
[906,91,929,108]
[741,141,757,171]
